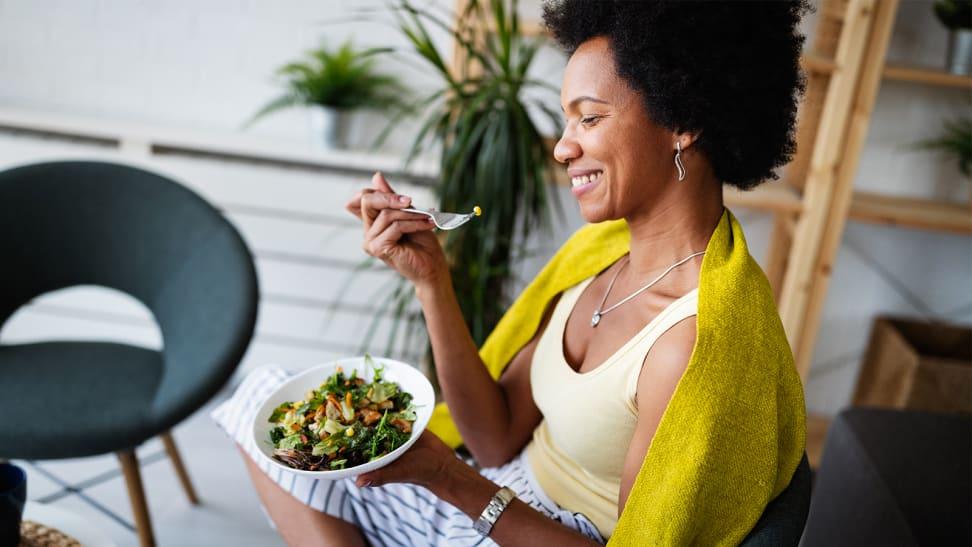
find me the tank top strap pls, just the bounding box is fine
[622,289,699,412]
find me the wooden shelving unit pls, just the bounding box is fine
[746,0,971,462]
[771,0,971,375]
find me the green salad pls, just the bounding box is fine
[266,356,416,471]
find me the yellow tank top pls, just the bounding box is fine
[525,275,699,539]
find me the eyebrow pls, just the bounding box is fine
[561,95,611,112]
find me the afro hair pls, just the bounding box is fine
[542,0,813,190]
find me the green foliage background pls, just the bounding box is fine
[349,0,566,365]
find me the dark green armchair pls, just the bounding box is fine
[741,452,812,546]
[0,161,258,547]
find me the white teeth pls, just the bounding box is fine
[571,171,603,187]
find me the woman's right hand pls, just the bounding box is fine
[345,172,449,289]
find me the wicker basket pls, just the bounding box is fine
[853,315,972,413]
[18,520,82,547]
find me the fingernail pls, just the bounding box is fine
[359,479,372,487]
[398,195,410,203]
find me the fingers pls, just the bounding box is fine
[344,188,369,219]
[361,193,412,233]
[354,458,403,487]
[366,209,432,241]
[363,217,435,259]
[344,171,412,225]
[371,171,395,193]
[355,472,379,488]
[361,184,412,231]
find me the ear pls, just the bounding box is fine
[674,130,702,152]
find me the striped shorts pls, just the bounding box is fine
[210,364,606,547]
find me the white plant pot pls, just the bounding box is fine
[946,29,972,76]
[308,105,349,150]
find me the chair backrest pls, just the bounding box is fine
[0,160,259,428]
[740,452,812,546]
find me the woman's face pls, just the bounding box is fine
[554,36,678,224]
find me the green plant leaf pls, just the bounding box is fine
[911,117,972,176]
[341,0,565,365]
[245,37,412,124]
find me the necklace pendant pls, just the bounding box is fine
[591,312,601,327]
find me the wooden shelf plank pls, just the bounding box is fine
[883,63,972,89]
[727,185,972,234]
[724,183,804,214]
[849,191,972,234]
[801,53,838,75]
[801,53,972,90]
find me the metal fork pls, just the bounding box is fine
[402,206,481,230]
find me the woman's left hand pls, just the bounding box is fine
[355,430,459,489]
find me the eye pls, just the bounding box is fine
[580,116,601,127]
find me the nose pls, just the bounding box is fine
[553,127,580,165]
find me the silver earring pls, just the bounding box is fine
[675,141,686,181]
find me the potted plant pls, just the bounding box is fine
[913,117,972,177]
[246,39,412,150]
[343,0,565,366]
[933,0,972,75]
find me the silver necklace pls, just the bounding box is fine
[591,250,706,327]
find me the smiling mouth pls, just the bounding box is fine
[570,170,603,187]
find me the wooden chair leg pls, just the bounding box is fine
[161,431,200,505]
[117,450,156,547]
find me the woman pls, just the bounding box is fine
[212,1,811,545]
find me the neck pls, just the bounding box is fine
[624,172,724,284]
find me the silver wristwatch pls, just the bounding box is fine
[473,486,517,537]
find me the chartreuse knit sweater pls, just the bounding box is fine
[427,208,807,545]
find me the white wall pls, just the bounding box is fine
[0,0,968,417]
[0,0,458,152]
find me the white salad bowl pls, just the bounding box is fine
[251,356,435,480]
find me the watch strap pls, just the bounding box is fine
[473,486,516,537]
